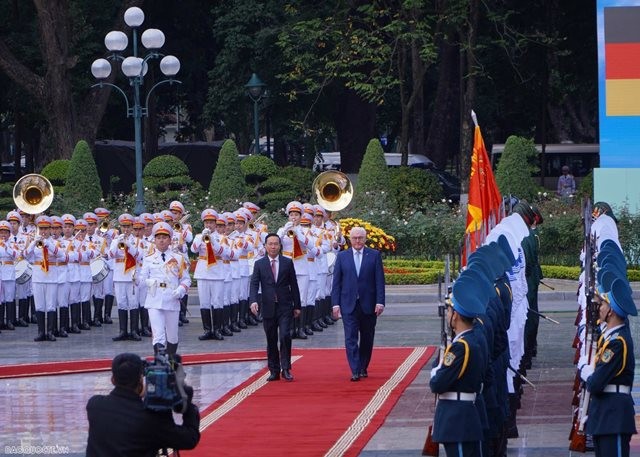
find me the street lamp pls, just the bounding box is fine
[245,73,267,155]
[91,7,181,215]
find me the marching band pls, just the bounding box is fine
[0,198,346,350]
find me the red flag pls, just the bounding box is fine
[464,112,502,262]
[41,246,49,273]
[205,240,217,267]
[124,246,137,274]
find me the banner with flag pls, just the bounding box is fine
[124,246,137,274]
[463,111,503,264]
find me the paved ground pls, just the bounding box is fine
[1,279,638,456]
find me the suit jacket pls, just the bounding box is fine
[86,386,200,457]
[250,254,301,319]
[331,246,385,314]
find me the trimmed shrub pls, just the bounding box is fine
[41,159,70,187]
[261,190,299,213]
[209,140,246,208]
[355,139,390,195]
[388,166,443,213]
[241,155,278,185]
[144,155,189,179]
[495,136,541,200]
[0,182,14,213]
[62,140,103,213]
[577,170,593,200]
[279,166,315,200]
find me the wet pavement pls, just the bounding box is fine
[0,279,638,456]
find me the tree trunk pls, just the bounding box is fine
[458,0,479,190]
[334,87,376,173]
[411,40,426,156]
[425,37,459,169]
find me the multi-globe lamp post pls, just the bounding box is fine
[91,7,181,215]
[245,73,267,155]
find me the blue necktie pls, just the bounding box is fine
[355,250,361,276]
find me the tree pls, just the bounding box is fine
[0,0,143,166]
[209,139,246,209]
[495,135,541,201]
[62,140,103,213]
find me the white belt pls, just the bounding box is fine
[439,392,476,401]
[603,384,631,394]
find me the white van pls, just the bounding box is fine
[314,152,434,171]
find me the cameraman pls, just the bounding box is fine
[86,353,200,457]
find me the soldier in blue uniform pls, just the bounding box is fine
[579,277,637,457]
[430,275,488,457]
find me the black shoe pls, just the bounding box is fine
[46,333,57,341]
[103,316,113,324]
[140,328,152,337]
[179,313,189,324]
[34,333,47,342]
[237,318,248,329]
[323,316,335,326]
[350,374,360,382]
[212,330,224,341]
[317,318,328,329]
[112,332,128,341]
[4,321,15,331]
[79,322,91,331]
[90,319,102,328]
[58,328,68,338]
[303,326,314,336]
[267,372,280,382]
[359,368,368,378]
[296,328,308,340]
[198,331,214,341]
[15,318,29,328]
[282,369,294,381]
[230,322,241,333]
[246,315,259,326]
[68,325,81,334]
[178,320,183,327]
[128,331,142,341]
[311,321,324,332]
[221,326,233,337]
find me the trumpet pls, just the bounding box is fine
[203,234,211,243]
[174,222,182,231]
[248,213,268,230]
[118,241,126,250]
[99,220,110,234]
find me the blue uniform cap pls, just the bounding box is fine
[597,245,626,266]
[597,253,627,277]
[606,278,637,317]
[451,276,486,318]
[497,234,516,266]
[486,241,511,273]
[459,268,493,303]
[600,239,623,256]
[596,267,619,297]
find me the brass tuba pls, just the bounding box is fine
[312,170,353,212]
[13,174,54,215]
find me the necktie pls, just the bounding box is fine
[355,250,362,276]
[161,253,166,262]
[89,236,92,242]
[271,259,277,281]
[14,236,17,242]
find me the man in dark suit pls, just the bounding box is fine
[332,226,385,381]
[86,353,200,457]
[251,233,302,381]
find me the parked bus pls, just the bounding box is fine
[490,143,599,190]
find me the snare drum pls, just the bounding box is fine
[15,259,32,284]
[326,251,337,275]
[90,257,110,283]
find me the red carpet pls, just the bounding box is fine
[0,350,266,379]
[183,346,436,457]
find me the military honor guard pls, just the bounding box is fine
[109,213,142,341]
[7,210,30,327]
[0,220,18,331]
[139,222,191,356]
[191,209,229,340]
[94,207,117,324]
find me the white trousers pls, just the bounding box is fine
[33,283,57,312]
[114,282,136,310]
[148,308,179,346]
[2,280,15,303]
[197,279,224,309]
[57,282,70,308]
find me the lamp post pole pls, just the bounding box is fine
[91,7,181,215]
[245,73,267,155]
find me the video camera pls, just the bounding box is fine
[143,346,189,414]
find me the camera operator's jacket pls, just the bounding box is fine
[140,249,191,310]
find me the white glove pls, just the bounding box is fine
[202,228,210,236]
[145,279,157,288]
[577,355,588,370]
[172,286,184,299]
[430,367,440,379]
[580,364,594,382]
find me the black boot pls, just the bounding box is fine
[245,300,258,326]
[179,295,189,324]
[91,298,103,327]
[199,308,214,340]
[34,311,47,341]
[29,296,37,324]
[79,301,91,330]
[6,301,18,329]
[311,304,324,331]
[112,309,129,341]
[153,343,165,355]
[46,311,57,341]
[69,303,82,333]
[17,299,29,327]
[58,307,69,337]
[103,295,114,324]
[221,306,233,336]
[315,301,328,328]
[295,313,308,339]
[236,301,248,329]
[303,307,314,336]
[230,303,241,332]
[128,309,142,341]
[166,342,179,361]
[212,308,224,340]
[51,309,60,337]
[140,307,152,337]
[1,303,15,330]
